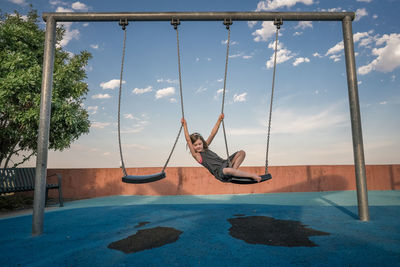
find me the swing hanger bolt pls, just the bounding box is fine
[171,18,180,29]
[119,18,129,30]
[274,18,283,29]
[223,18,233,29]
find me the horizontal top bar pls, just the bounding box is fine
[42,11,355,22]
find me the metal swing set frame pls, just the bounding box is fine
[33,11,368,236]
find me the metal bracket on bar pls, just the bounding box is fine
[171,18,180,29]
[119,18,129,30]
[274,18,283,29]
[223,18,233,29]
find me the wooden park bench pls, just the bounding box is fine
[0,168,63,207]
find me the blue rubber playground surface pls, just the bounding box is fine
[1,190,400,266]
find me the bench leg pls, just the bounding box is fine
[56,173,63,207]
[45,188,49,207]
[58,186,64,207]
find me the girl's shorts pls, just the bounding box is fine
[214,152,238,182]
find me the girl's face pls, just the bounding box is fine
[193,138,204,152]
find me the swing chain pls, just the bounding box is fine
[171,18,180,29]
[117,19,129,176]
[162,17,185,172]
[119,18,129,30]
[221,19,232,167]
[265,18,283,174]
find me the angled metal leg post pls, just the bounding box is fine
[32,16,57,236]
[342,16,369,221]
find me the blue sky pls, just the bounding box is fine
[4,0,400,168]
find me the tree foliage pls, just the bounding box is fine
[0,8,92,168]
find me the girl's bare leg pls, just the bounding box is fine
[222,167,261,182]
[231,150,245,169]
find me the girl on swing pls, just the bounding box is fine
[182,113,268,183]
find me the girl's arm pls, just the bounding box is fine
[181,118,202,163]
[206,113,224,146]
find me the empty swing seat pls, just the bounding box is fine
[229,173,272,184]
[122,172,166,184]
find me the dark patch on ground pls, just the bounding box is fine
[228,216,329,247]
[134,221,150,228]
[108,226,183,254]
[233,214,245,217]
[0,195,33,211]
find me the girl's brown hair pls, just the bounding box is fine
[189,133,208,150]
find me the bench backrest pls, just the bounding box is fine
[0,168,36,193]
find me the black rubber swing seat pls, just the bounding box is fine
[122,172,166,184]
[229,173,272,184]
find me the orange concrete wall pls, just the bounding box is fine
[45,165,400,200]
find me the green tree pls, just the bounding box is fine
[0,8,92,168]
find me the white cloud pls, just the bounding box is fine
[248,21,258,28]
[293,32,302,36]
[321,7,344,12]
[91,122,110,129]
[71,1,89,11]
[229,53,243,58]
[358,33,400,75]
[92,94,111,99]
[295,21,313,29]
[90,44,99,49]
[116,116,150,134]
[100,79,125,90]
[356,0,372,2]
[8,0,27,5]
[221,39,238,45]
[155,87,175,99]
[228,103,347,135]
[214,88,225,100]
[50,0,67,5]
[57,22,79,47]
[256,0,313,11]
[313,52,323,58]
[87,106,98,115]
[243,55,253,59]
[252,21,276,43]
[169,98,178,103]
[325,31,375,62]
[355,31,374,47]
[124,144,150,150]
[124,113,135,120]
[118,127,145,134]
[266,41,294,68]
[196,86,207,93]
[293,57,310,66]
[379,101,387,105]
[372,14,378,19]
[233,93,247,103]
[326,41,344,56]
[157,78,178,84]
[60,29,79,46]
[132,86,152,95]
[55,8,80,47]
[329,54,341,62]
[355,8,368,22]
[55,6,73,12]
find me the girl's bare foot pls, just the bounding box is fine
[254,175,262,183]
